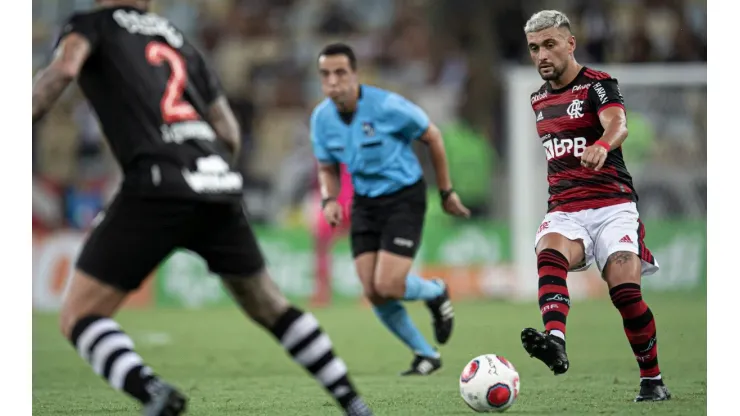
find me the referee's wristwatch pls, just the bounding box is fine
[439,188,454,202]
[321,196,336,209]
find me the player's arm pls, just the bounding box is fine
[387,94,469,217]
[418,123,453,192]
[596,106,628,149]
[310,113,341,201]
[310,112,343,225]
[206,96,241,165]
[317,163,341,201]
[316,162,342,227]
[32,33,91,123]
[420,125,470,217]
[385,95,449,188]
[193,51,242,165]
[581,79,628,170]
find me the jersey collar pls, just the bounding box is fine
[336,85,363,125]
[547,66,587,94]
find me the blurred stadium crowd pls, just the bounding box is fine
[31,0,706,231]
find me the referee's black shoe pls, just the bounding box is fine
[400,354,442,376]
[425,279,454,345]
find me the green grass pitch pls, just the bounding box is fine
[33,292,706,415]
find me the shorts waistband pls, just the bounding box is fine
[353,179,425,203]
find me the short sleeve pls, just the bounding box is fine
[55,13,101,51]
[195,52,224,106]
[384,94,430,141]
[310,110,337,165]
[588,79,625,115]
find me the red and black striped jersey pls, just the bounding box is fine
[531,66,637,213]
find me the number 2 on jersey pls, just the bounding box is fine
[145,41,199,124]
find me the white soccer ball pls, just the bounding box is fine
[459,354,521,412]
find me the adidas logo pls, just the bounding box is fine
[417,360,435,375]
[536,111,544,121]
[619,235,633,244]
[440,300,454,320]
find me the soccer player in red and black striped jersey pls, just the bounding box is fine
[518,10,671,402]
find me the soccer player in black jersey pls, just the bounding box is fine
[31,1,372,415]
[518,10,671,402]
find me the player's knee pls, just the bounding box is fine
[536,234,584,268]
[606,250,638,264]
[363,285,385,305]
[374,275,404,300]
[604,251,641,285]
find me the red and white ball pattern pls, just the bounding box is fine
[459,354,520,412]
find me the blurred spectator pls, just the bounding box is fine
[318,1,357,36]
[32,0,707,227]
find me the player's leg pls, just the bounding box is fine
[521,212,590,375]
[354,250,382,303]
[373,189,451,376]
[594,204,669,402]
[220,272,371,415]
[311,212,335,307]
[350,197,441,375]
[373,250,446,376]
[63,195,191,415]
[191,202,372,416]
[352,230,435,367]
[312,197,352,308]
[373,183,450,324]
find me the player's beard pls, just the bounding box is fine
[333,96,348,111]
[333,92,353,112]
[539,64,564,81]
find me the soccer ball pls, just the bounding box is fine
[459,354,520,412]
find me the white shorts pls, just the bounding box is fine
[534,202,659,276]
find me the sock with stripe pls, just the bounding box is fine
[403,274,444,301]
[609,283,662,380]
[537,248,571,341]
[69,315,160,404]
[373,300,439,358]
[270,306,371,415]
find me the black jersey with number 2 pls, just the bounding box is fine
[55,6,241,201]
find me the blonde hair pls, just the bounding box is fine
[524,10,571,34]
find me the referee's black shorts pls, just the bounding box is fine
[76,193,266,292]
[350,179,427,259]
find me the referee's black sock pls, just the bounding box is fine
[69,315,161,404]
[270,306,372,415]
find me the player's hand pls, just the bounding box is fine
[322,200,343,227]
[442,192,471,218]
[580,144,608,171]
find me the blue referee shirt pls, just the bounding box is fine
[310,85,430,197]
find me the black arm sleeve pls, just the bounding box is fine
[194,52,225,107]
[588,78,624,113]
[54,12,101,51]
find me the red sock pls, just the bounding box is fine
[537,249,571,336]
[609,283,661,378]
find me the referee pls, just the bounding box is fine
[310,43,470,376]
